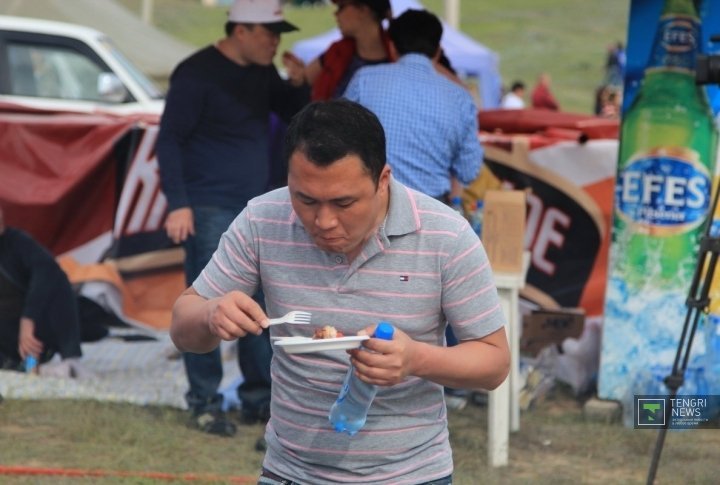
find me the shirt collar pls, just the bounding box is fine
[382,176,421,238]
[397,53,435,71]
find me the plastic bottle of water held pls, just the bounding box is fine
[24,355,38,374]
[470,200,484,237]
[449,196,464,217]
[329,322,394,436]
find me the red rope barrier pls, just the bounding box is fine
[0,465,257,483]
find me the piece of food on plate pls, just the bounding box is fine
[313,325,344,339]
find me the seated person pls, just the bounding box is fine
[0,204,84,376]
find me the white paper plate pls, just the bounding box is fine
[273,335,369,354]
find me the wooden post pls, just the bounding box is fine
[141,0,154,25]
[444,0,460,29]
[487,251,530,466]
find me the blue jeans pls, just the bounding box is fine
[182,206,272,415]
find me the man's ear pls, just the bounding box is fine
[232,23,249,39]
[378,164,392,193]
[431,47,441,62]
[388,41,399,62]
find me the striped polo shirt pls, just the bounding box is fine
[194,177,505,484]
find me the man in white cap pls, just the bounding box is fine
[157,0,309,440]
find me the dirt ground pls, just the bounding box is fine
[449,385,720,484]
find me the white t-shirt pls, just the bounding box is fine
[501,91,525,109]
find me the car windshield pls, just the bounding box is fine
[99,36,164,100]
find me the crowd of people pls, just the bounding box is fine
[0,0,649,479]
[499,73,560,111]
[500,41,625,116]
[3,0,631,480]
[162,2,508,482]
[2,1,513,482]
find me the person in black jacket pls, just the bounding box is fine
[156,0,308,439]
[0,204,83,374]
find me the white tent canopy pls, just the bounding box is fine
[291,0,502,109]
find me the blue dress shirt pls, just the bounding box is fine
[344,54,482,198]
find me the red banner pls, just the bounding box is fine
[0,104,182,329]
[0,109,136,254]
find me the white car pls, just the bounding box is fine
[0,15,164,115]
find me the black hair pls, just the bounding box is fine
[284,100,386,186]
[345,0,391,23]
[388,9,442,58]
[437,49,456,75]
[510,81,525,92]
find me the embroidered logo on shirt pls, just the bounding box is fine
[399,275,409,282]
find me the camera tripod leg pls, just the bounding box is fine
[646,235,720,484]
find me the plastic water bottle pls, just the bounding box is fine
[329,322,394,436]
[470,200,484,237]
[449,196,464,217]
[24,355,38,374]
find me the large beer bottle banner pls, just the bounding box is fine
[598,0,720,403]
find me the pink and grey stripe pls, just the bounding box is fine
[194,178,504,484]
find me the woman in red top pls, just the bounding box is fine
[284,0,392,100]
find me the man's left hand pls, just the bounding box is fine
[347,325,418,387]
[18,317,43,359]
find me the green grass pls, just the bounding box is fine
[2,388,719,484]
[118,0,629,114]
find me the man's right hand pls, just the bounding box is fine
[165,207,195,244]
[282,51,306,86]
[18,317,43,359]
[206,290,269,340]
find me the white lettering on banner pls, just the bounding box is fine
[672,407,701,417]
[670,398,707,408]
[524,192,543,248]
[620,171,707,209]
[665,176,685,206]
[523,192,571,276]
[621,172,640,203]
[532,207,571,276]
[113,125,167,237]
[687,176,707,209]
[641,174,664,205]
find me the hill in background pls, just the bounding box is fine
[120,0,630,114]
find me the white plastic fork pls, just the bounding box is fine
[268,311,312,326]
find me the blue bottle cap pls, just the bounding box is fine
[451,196,462,205]
[373,322,394,340]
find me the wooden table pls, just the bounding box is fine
[487,252,530,467]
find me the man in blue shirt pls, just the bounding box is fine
[344,9,483,409]
[156,0,309,439]
[344,9,483,202]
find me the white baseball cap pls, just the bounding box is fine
[228,0,298,34]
